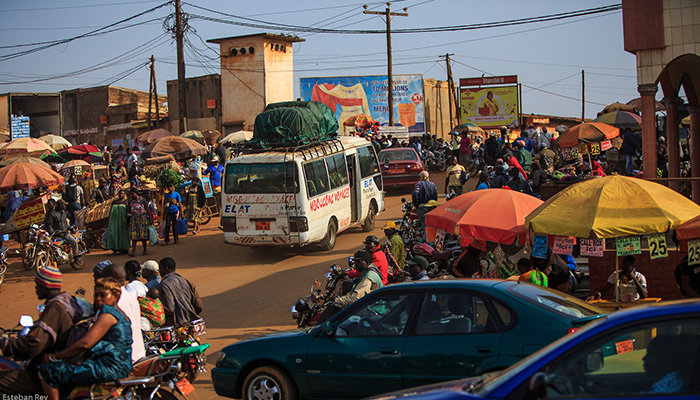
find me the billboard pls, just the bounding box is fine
[300,75,425,135]
[460,86,518,130]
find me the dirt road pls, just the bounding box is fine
[0,171,468,398]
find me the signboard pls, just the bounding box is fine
[459,75,518,86]
[616,237,642,256]
[300,74,425,135]
[434,229,446,252]
[580,239,604,257]
[459,85,518,129]
[552,236,575,255]
[10,114,30,140]
[601,140,612,151]
[647,234,668,260]
[532,234,548,259]
[201,177,213,199]
[377,126,410,139]
[689,240,700,266]
[13,196,47,229]
[590,142,601,156]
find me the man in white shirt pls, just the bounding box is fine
[101,262,146,362]
[588,255,648,302]
[126,147,139,171]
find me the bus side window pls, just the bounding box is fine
[304,159,330,198]
[358,146,380,178]
[326,153,349,189]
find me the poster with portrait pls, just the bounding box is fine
[459,85,518,129]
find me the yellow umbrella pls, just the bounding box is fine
[0,137,56,156]
[525,175,700,238]
[38,134,71,150]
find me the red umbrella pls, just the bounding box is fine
[59,145,103,163]
[425,188,543,247]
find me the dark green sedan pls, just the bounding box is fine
[212,280,605,400]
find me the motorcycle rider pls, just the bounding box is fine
[407,256,430,281]
[451,239,487,278]
[363,235,389,285]
[0,264,86,394]
[44,198,78,257]
[383,222,405,271]
[334,250,383,307]
[412,171,438,240]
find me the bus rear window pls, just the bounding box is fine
[225,163,298,194]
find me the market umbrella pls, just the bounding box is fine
[555,124,569,134]
[453,121,485,134]
[525,175,700,239]
[38,134,71,150]
[600,102,636,114]
[626,97,665,113]
[180,130,206,144]
[137,128,172,144]
[592,110,642,129]
[141,136,207,161]
[220,130,253,145]
[0,162,65,190]
[554,122,619,148]
[426,188,544,247]
[0,155,51,169]
[682,115,691,126]
[0,137,57,156]
[675,214,700,244]
[60,159,90,170]
[59,144,103,163]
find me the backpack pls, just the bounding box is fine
[63,185,78,203]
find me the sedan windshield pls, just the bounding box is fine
[379,150,418,163]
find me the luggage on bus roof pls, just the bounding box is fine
[250,101,338,149]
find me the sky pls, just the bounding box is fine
[0,0,649,121]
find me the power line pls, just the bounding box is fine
[1,0,165,12]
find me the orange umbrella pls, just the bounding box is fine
[137,128,172,144]
[141,136,207,161]
[425,188,543,247]
[555,122,620,148]
[0,162,65,190]
[674,214,700,250]
[0,137,57,156]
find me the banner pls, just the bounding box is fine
[459,86,518,129]
[300,75,425,135]
[13,196,47,229]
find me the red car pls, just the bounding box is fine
[379,147,424,188]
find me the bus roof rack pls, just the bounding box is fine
[237,137,345,161]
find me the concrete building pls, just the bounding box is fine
[207,33,304,134]
[167,74,221,134]
[61,86,167,147]
[622,0,700,198]
[0,93,61,139]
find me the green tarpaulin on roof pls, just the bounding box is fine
[251,101,338,148]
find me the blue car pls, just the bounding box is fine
[369,300,700,400]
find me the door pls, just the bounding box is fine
[305,291,419,399]
[402,290,503,387]
[346,154,359,223]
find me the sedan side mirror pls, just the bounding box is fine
[322,321,336,337]
[528,372,548,399]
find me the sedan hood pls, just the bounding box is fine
[245,326,315,341]
[364,376,483,400]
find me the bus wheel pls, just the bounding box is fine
[362,204,376,232]
[321,221,337,251]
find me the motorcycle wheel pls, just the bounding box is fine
[22,244,35,271]
[70,242,87,270]
[34,251,51,270]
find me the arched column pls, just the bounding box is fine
[690,105,700,203]
[638,84,658,178]
[664,96,681,191]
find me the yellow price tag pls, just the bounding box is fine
[689,240,700,266]
[647,234,668,260]
[590,142,601,156]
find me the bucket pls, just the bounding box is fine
[1,234,9,242]
[619,283,636,303]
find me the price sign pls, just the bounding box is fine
[688,240,700,266]
[532,234,548,259]
[434,229,446,252]
[563,148,573,160]
[578,143,589,155]
[612,137,623,149]
[647,234,668,260]
[571,146,580,158]
[590,142,601,156]
[74,165,83,176]
[552,236,575,255]
[600,140,612,151]
[616,237,641,256]
[580,238,604,257]
[61,168,71,178]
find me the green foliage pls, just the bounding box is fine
[157,168,183,188]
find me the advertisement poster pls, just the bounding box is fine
[300,75,425,135]
[459,85,518,129]
[580,239,604,257]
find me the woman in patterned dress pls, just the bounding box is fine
[127,188,151,256]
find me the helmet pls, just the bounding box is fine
[412,242,435,257]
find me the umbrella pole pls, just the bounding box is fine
[588,152,593,171]
[615,255,620,303]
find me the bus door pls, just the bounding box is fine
[346,154,359,223]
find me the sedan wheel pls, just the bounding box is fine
[243,366,298,400]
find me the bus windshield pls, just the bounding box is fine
[225,163,299,194]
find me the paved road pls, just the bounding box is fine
[0,171,467,399]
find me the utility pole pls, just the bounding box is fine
[147,55,160,129]
[581,70,585,122]
[175,0,187,133]
[440,53,458,128]
[364,3,407,126]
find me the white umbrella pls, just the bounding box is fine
[220,130,253,144]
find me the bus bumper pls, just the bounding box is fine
[222,232,306,246]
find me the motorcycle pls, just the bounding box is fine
[143,318,207,383]
[0,246,8,290]
[427,148,447,172]
[292,265,348,328]
[399,198,422,241]
[410,241,462,278]
[23,224,88,271]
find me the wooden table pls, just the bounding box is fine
[588,298,662,313]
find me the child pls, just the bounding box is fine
[139,287,165,331]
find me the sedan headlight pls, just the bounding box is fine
[216,351,226,364]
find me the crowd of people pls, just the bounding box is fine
[0,257,203,398]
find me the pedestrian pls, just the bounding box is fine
[503,152,528,179]
[489,165,510,189]
[186,177,206,235]
[126,147,138,171]
[449,132,461,158]
[89,178,110,204]
[458,132,471,167]
[163,186,182,246]
[383,221,405,271]
[484,132,499,165]
[126,188,150,256]
[412,171,438,240]
[475,170,490,190]
[444,156,466,196]
[513,140,532,174]
[506,167,533,195]
[63,176,84,227]
[158,257,203,326]
[141,259,161,291]
[519,258,551,286]
[106,190,130,255]
[587,255,648,301]
[363,235,389,285]
[530,162,547,197]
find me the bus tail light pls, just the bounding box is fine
[289,217,308,232]
[222,217,237,232]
